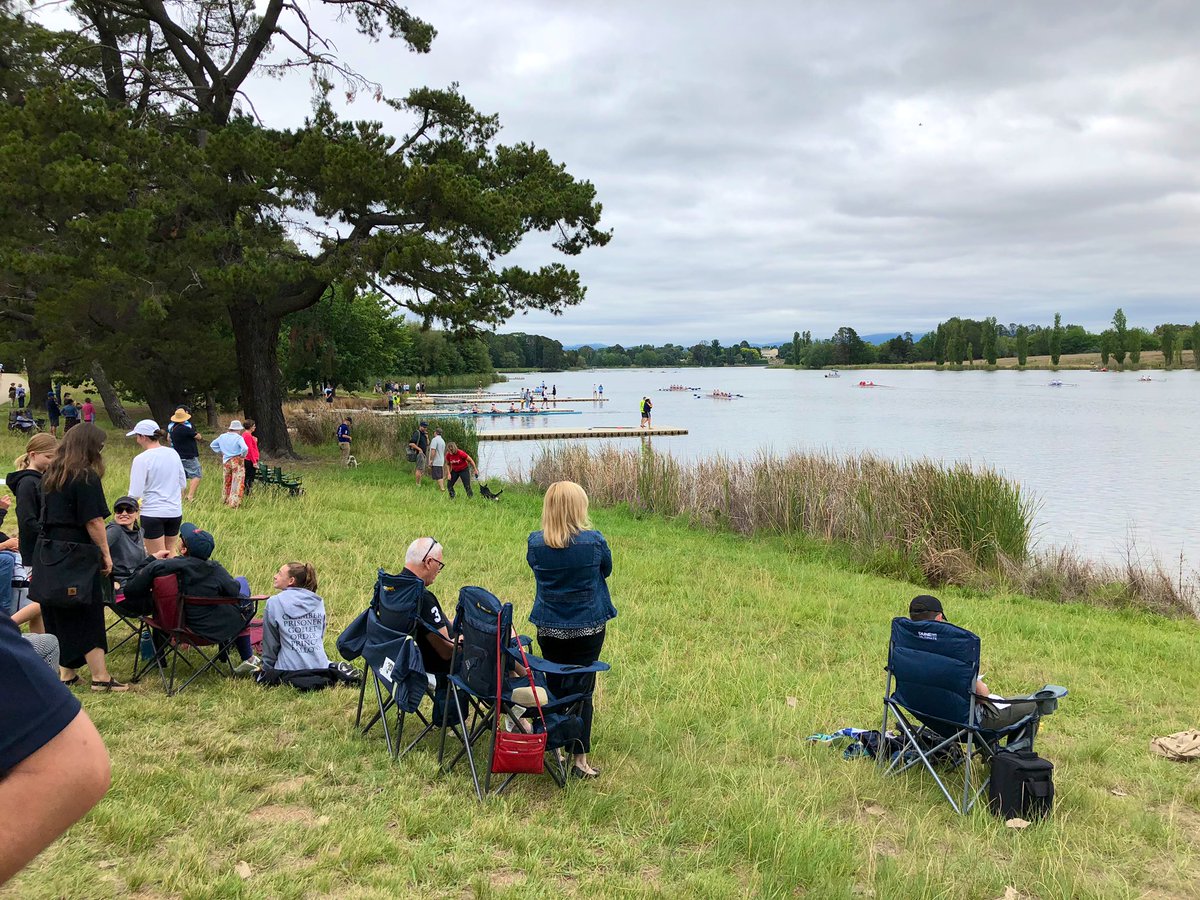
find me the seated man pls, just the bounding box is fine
[908,595,1039,733]
[121,523,260,674]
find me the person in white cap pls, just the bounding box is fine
[209,421,249,509]
[126,419,186,555]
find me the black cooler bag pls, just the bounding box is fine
[989,750,1054,819]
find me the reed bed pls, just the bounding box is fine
[288,406,477,461]
[528,445,1032,582]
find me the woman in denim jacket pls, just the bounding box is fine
[527,481,616,780]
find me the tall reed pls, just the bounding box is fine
[527,444,1034,585]
[290,408,477,461]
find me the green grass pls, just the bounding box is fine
[5,432,1200,899]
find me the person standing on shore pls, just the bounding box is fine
[427,427,447,492]
[168,408,203,502]
[640,396,652,428]
[408,421,429,485]
[444,442,478,499]
[210,420,249,508]
[242,420,260,495]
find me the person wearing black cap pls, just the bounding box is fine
[106,496,147,592]
[908,594,1039,731]
[121,522,260,674]
[408,421,430,485]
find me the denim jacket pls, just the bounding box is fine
[527,529,616,630]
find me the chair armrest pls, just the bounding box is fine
[519,651,610,676]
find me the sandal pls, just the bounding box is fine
[61,675,80,687]
[570,764,601,780]
[90,679,130,693]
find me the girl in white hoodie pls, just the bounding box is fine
[260,562,330,672]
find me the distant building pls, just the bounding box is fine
[761,347,780,360]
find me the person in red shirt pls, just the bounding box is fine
[443,442,479,499]
[80,396,96,424]
[242,419,260,496]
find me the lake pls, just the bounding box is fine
[472,367,1198,573]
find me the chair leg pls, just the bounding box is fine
[375,674,394,757]
[962,732,974,814]
[355,666,369,728]
[454,690,483,802]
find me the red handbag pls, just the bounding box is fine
[490,611,547,774]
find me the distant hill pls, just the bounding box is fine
[563,333,927,351]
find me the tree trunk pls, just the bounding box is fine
[89,360,132,429]
[230,299,295,457]
[142,381,178,428]
[204,392,220,430]
[25,364,51,418]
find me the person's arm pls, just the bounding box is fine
[209,436,222,454]
[128,454,146,501]
[464,452,479,473]
[120,557,160,601]
[85,518,111,577]
[0,537,17,551]
[0,710,111,885]
[598,535,613,578]
[15,482,40,547]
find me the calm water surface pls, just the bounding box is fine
[472,368,1198,571]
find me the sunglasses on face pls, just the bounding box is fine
[115,507,137,515]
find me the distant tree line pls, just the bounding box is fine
[481,334,766,370]
[776,311,1200,369]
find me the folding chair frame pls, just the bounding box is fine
[355,665,445,760]
[130,576,261,696]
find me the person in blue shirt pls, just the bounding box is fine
[60,397,80,432]
[336,417,352,465]
[209,421,249,508]
[526,481,616,780]
[45,392,60,437]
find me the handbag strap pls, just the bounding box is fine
[495,609,546,730]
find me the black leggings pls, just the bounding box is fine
[447,468,473,498]
[537,628,606,754]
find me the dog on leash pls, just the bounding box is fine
[479,482,503,501]
[345,455,358,468]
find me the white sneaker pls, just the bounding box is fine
[234,655,262,676]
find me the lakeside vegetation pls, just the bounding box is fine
[7,432,1200,899]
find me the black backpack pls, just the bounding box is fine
[989,750,1054,819]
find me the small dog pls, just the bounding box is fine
[479,482,503,501]
[345,455,358,468]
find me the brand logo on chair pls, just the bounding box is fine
[917,631,938,640]
[380,657,395,680]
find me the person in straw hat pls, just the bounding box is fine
[168,407,204,502]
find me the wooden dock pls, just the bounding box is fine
[424,395,608,404]
[479,425,688,442]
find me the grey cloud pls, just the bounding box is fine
[234,0,1200,343]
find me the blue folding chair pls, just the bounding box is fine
[880,617,1060,814]
[437,586,610,801]
[344,569,449,759]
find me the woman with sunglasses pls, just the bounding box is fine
[105,496,147,594]
[526,481,616,779]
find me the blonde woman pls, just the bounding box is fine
[526,481,616,779]
[5,433,58,632]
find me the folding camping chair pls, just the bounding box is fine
[131,574,261,696]
[437,586,610,801]
[346,569,452,759]
[103,582,142,656]
[880,616,1058,815]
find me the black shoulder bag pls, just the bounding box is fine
[27,491,102,609]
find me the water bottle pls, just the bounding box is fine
[139,628,154,661]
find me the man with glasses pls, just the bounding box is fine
[378,538,455,718]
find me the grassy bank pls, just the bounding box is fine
[5,434,1200,899]
[772,349,1197,371]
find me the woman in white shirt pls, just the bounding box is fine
[126,419,187,555]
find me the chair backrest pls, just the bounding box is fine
[454,586,510,698]
[887,616,980,728]
[151,574,184,630]
[373,568,422,633]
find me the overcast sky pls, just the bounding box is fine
[56,0,1200,344]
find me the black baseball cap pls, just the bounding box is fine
[909,595,945,618]
[114,496,140,513]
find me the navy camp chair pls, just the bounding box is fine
[343,569,450,759]
[437,586,610,801]
[880,617,1049,814]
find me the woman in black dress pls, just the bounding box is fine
[38,424,125,691]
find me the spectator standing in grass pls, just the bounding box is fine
[126,419,186,556]
[443,441,478,499]
[336,416,352,465]
[408,420,429,485]
[16,385,25,409]
[168,408,203,502]
[0,616,111,885]
[60,397,79,432]
[427,426,446,492]
[80,396,95,425]
[38,423,126,691]
[6,383,14,405]
[526,481,616,779]
[242,420,260,495]
[45,392,60,437]
[6,434,58,636]
[210,420,249,509]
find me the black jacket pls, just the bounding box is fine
[122,555,245,643]
[5,469,43,561]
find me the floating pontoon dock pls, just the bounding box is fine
[479,425,688,441]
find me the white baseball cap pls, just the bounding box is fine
[126,419,160,438]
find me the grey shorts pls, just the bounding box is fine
[181,457,202,479]
[430,465,444,479]
[415,452,427,473]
